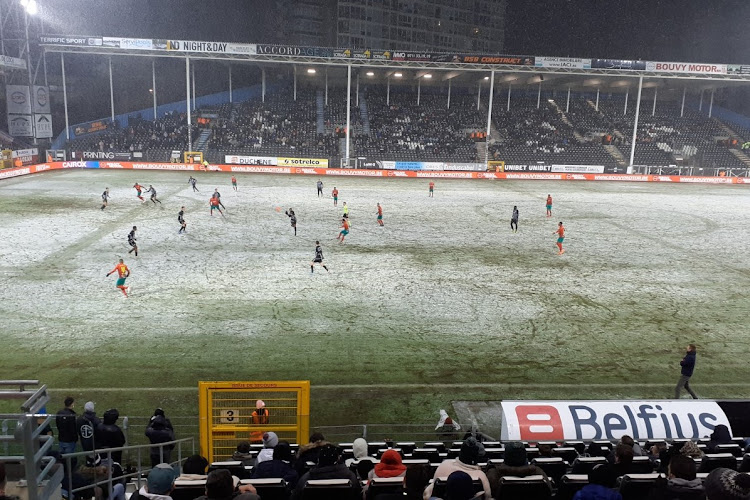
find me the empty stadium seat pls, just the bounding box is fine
[532,457,569,484]
[699,453,738,473]
[556,474,588,500]
[630,455,656,473]
[716,444,743,457]
[563,441,586,454]
[412,448,440,462]
[618,473,663,500]
[571,456,607,474]
[551,446,579,463]
[208,461,251,479]
[240,478,289,500]
[496,475,552,500]
[300,479,357,500]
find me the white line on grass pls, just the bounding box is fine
[51,382,750,392]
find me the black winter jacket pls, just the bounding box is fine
[76,411,101,452]
[56,408,78,443]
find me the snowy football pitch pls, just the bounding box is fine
[1,169,749,431]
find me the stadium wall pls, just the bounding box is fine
[2,161,749,184]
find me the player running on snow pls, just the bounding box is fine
[554,221,565,255]
[310,241,329,273]
[209,196,224,216]
[127,226,138,256]
[511,206,519,232]
[146,185,162,204]
[317,180,323,197]
[133,182,144,201]
[178,207,187,234]
[337,218,350,243]
[376,203,384,226]
[106,259,130,298]
[212,188,226,210]
[100,188,110,210]
[188,176,199,192]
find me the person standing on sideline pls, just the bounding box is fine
[376,203,384,226]
[332,187,339,207]
[251,400,269,443]
[231,176,238,191]
[56,397,78,458]
[429,181,435,197]
[317,180,323,197]
[285,208,297,236]
[511,206,519,232]
[675,344,698,399]
[100,188,110,210]
[546,194,553,217]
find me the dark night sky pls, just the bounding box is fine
[42,0,750,63]
[36,0,750,125]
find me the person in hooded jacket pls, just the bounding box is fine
[646,454,705,500]
[146,414,175,468]
[76,402,101,454]
[294,433,328,477]
[344,437,372,468]
[98,409,125,464]
[706,425,732,454]
[573,464,622,500]
[250,441,299,489]
[363,449,406,499]
[424,437,491,500]
[293,444,360,500]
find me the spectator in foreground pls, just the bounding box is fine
[431,470,481,500]
[703,467,750,500]
[573,464,621,500]
[486,441,550,498]
[195,469,259,500]
[362,449,406,498]
[231,442,254,466]
[294,432,328,477]
[404,464,432,500]
[255,431,278,465]
[646,454,705,500]
[131,463,177,500]
[250,441,298,489]
[177,455,209,480]
[610,443,635,479]
[294,444,360,500]
[423,437,490,500]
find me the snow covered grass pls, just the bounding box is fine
[1,169,749,430]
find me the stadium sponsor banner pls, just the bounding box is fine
[12,148,39,166]
[8,114,33,137]
[728,64,750,75]
[34,114,53,138]
[551,164,605,174]
[371,50,391,61]
[74,120,112,136]
[163,39,256,55]
[32,86,50,113]
[74,151,131,160]
[102,37,153,50]
[257,45,332,57]
[444,163,486,172]
[500,400,731,441]
[535,57,591,69]
[224,155,277,165]
[591,59,646,70]
[645,61,727,75]
[503,164,555,172]
[6,85,31,115]
[0,55,27,70]
[39,36,102,46]
[277,157,328,167]
[391,51,433,62]
[459,55,534,65]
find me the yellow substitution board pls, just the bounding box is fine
[198,381,310,462]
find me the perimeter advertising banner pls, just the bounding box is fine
[500,401,732,441]
[257,45,332,57]
[390,51,433,62]
[34,114,53,139]
[536,57,592,69]
[39,35,102,46]
[6,85,31,115]
[0,54,27,70]
[224,155,277,165]
[591,59,647,70]
[645,61,727,75]
[8,115,33,137]
[459,55,534,65]
[74,120,111,136]
[163,39,256,55]
[32,86,50,114]
[728,65,750,75]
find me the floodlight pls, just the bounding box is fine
[307,68,316,74]
[366,71,374,76]
[423,74,432,78]
[394,72,402,78]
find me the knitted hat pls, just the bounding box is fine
[503,441,528,467]
[256,400,265,409]
[147,463,177,495]
[458,436,485,466]
[263,431,279,448]
[374,450,406,478]
[446,470,475,500]
[704,468,750,500]
[84,401,95,412]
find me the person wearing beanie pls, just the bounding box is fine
[572,464,621,500]
[255,431,279,465]
[250,441,299,489]
[98,408,126,464]
[704,468,750,500]
[294,444,361,499]
[646,454,704,500]
[250,400,269,443]
[486,441,550,498]
[232,441,255,466]
[423,437,491,500]
[445,470,478,500]
[76,401,101,454]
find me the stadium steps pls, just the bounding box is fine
[549,99,584,141]
[316,91,325,134]
[715,119,745,142]
[729,148,750,167]
[194,129,212,152]
[475,142,488,164]
[604,144,628,166]
[359,94,371,135]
